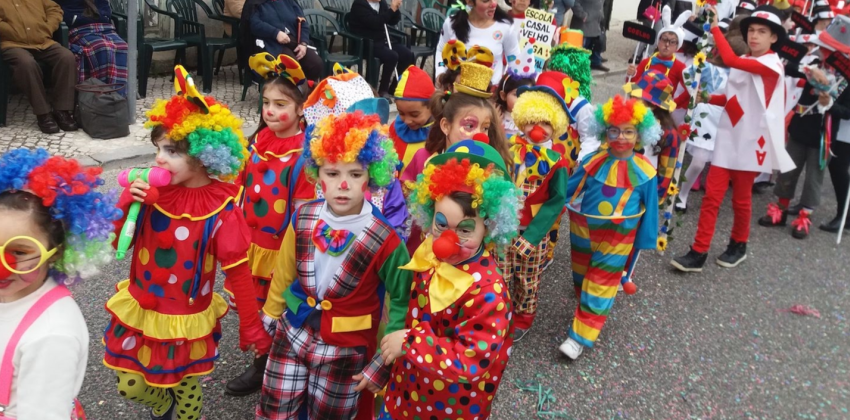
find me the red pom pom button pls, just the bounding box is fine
[137,292,158,310]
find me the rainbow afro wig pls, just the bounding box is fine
[144,66,248,182]
[408,157,520,251]
[0,148,122,285]
[595,95,662,148]
[303,111,399,189]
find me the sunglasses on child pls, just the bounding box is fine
[606,127,638,140]
[0,236,58,275]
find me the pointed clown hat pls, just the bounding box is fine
[408,135,521,250]
[442,40,495,98]
[303,63,375,126]
[623,69,677,112]
[513,71,577,139]
[145,65,248,182]
[394,65,435,101]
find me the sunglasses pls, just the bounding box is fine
[607,127,638,140]
[1,236,57,275]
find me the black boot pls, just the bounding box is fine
[758,203,787,227]
[671,248,708,272]
[225,353,268,396]
[716,240,747,268]
[36,113,60,134]
[819,215,850,233]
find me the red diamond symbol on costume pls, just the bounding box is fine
[758,136,766,149]
[726,96,744,127]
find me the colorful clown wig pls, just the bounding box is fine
[545,44,593,100]
[407,158,520,250]
[512,91,570,140]
[144,66,248,182]
[303,111,399,189]
[595,95,663,148]
[0,148,122,285]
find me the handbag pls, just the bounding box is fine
[75,78,130,140]
[0,285,86,420]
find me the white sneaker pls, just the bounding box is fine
[558,337,584,360]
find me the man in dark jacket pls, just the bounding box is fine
[249,0,323,81]
[348,0,414,99]
[0,0,78,133]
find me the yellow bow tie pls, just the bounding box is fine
[400,237,475,313]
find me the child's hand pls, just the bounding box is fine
[352,373,383,393]
[380,329,409,365]
[627,64,636,77]
[129,178,150,203]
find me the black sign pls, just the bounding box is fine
[777,39,808,62]
[623,21,656,44]
[791,12,815,34]
[826,52,850,81]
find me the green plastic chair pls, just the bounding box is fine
[133,0,189,98]
[167,0,238,93]
[306,10,364,77]
[210,0,242,77]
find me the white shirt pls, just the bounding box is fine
[0,280,89,420]
[314,201,374,299]
[435,18,519,85]
[571,98,600,162]
[368,1,380,12]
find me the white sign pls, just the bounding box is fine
[519,8,556,73]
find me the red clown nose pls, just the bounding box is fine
[529,125,548,142]
[0,252,17,278]
[432,230,460,260]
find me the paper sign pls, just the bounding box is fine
[520,8,556,73]
[826,52,850,80]
[791,12,815,34]
[623,21,656,44]
[777,39,808,62]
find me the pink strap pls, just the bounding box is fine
[0,285,72,408]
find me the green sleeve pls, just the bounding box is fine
[379,243,413,334]
[521,165,568,245]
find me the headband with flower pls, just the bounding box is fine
[303,111,399,189]
[0,148,122,285]
[144,65,248,182]
[595,95,663,148]
[407,156,520,250]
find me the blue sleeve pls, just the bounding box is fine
[634,177,659,250]
[251,4,281,39]
[566,160,587,203]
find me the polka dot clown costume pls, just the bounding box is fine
[502,70,573,339]
[559,95,660,360]
[0,148,120,420]
[103,66,271,420]
[365,138,521,420]
[257,111,413,420]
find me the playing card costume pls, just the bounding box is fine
[366,138,521,420]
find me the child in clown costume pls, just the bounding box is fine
[390,65,436,180]
[103,67,271,420]
[225,54,317,397]
[559,95,661,360]
[502,70,572,341]
[357,138,521,420]
[256,111,413,420]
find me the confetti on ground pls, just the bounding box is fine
[513,379,573,419]
[779,304,822,318]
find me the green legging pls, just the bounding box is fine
[115,371,203,420]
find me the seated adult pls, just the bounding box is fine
[0,0,78,133]
[247,0,323,82]
[348,0,414,100]
[222,0,246,35]
[56,0,129,97]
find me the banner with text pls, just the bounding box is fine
[520,8,556,74]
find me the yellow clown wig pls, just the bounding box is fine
[511,91,570,139]
[594,95,662,147]
[144,66,248,181]
[303,111,399,189]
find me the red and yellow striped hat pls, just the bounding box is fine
[394,66,436,101]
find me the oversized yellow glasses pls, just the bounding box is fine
[0,236,58,275]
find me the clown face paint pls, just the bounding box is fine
[607,123,639,158]
[0,209,52,303]
[154,138,211,188]
[262,85,303,138]
[318,161,368,216]
[431,197,486,266]
[470,0,498,20]
[440,106,492,149]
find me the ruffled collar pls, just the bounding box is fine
[252,128,304,159]
[582,150,656,189]
[154,180,242,220]
[392,116,432,144]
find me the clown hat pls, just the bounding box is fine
[818,15,850,54]
[429,137,512,181]
[248,53,306,85]
[812,5,836,20]
[394,66,435,101]
[623,69,677,112]
[303,64,374,126]
[347,98,390,124]
[455,61,494,98]
[506,41,537,79]
[682,20,704,48]
[518,71,576,120]
[740,5,788,43]
[737,0,757,13]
